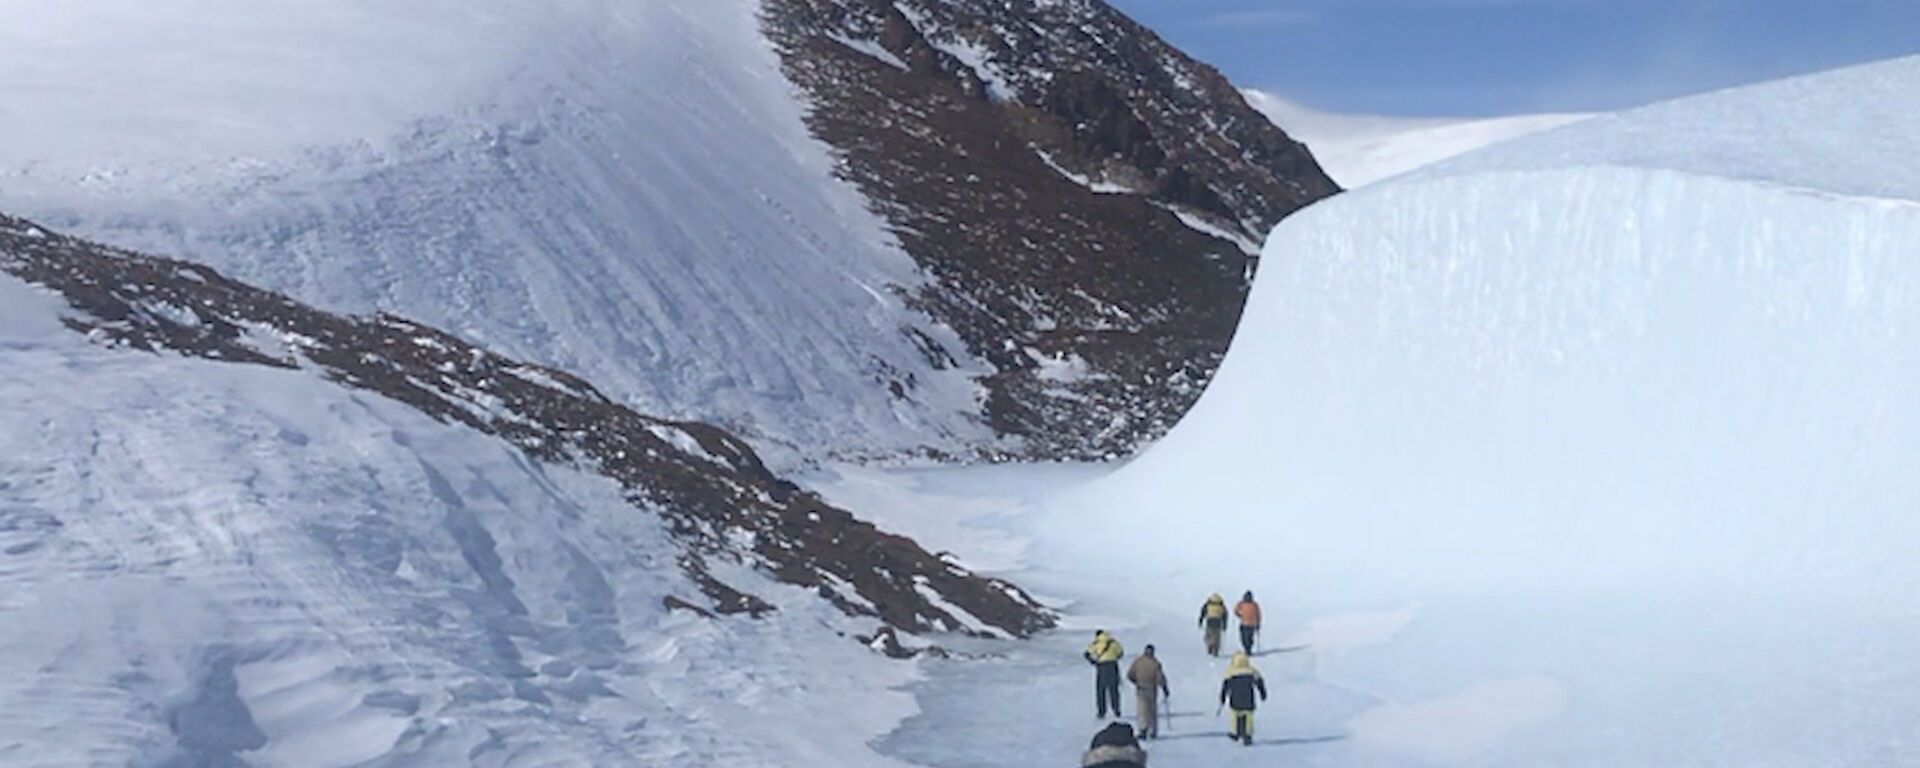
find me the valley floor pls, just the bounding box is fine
[804,464,1920,768]
[808,464,1368,768]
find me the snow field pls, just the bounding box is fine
[0,275,929,767]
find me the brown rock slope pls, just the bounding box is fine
[763,0,1339,458]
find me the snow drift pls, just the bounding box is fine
[1046,55,1920,765]
[1241,90,1590,188]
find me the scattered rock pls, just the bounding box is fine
[662,595,717,619]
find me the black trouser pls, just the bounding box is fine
[1239,625,1258,653]
[1094,661,1122,717]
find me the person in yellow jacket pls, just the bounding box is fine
[1197,593,1228,656]
[1218,651,1268,746]
[1233,591,1262,654]
[1083,629,1126,719]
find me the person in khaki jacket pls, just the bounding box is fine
[1125,644,1171,739]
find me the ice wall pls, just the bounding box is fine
[1067,57,1920,602]
[1110,166,1920,598]
[1035,55,1920,768]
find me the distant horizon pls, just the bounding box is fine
[1107,0,1920,117]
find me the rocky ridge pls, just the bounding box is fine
[0,214,1054,640]
[763,0,1340,458]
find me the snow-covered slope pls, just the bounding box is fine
[0,273,932,767]
[0,0,988,465]
[1046,55,1920,765]
[1243,90,1589,188]
[0,0,1338,466]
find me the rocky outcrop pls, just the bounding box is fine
[763,0,1339,458]
[0,214,1054,639]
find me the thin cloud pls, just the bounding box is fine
[1194,10,1318,29]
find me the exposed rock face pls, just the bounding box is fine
[0,214,1054,639]
[763,0,1339,458]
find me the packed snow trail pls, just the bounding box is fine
[806,465,1387,768]
[877,588,1369,768]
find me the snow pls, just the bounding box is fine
[893,2,1017,101]
[1026,347,1095,385]
[0,272,929,768]
[830,464,1371,768]
[1346,677,1569,763]
[1152,202,1263,256]
[0,0,996,468]
[1028,53,1920,766]
[1242,89,1590,188]
[829,33,911,72]
[1408,55,1920,202]
[1033,149,1136,194]
[9,10,1920,768]
[1278,607,1419,654]
[646,424,718,464]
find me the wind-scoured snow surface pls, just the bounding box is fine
[1044,55,1920,765]
[1242,90,1589,188]
[0,275,926,768]
[0,0,990,465]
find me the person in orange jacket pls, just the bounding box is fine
[1233,591,1262,654]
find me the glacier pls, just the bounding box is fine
[1027,54,1920,765]
[8,5,1920,766]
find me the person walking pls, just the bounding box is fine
[1084,629,1126,719]
[1218,651,1268,746]
[1126,644,1171,739]
[1233,591,1262,654]
[1197,593,1227,656]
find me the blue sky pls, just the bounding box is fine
[1105,0,1920,116]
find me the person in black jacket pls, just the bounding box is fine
[1082,721,1148,767]
[1218,651,1268,746]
